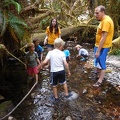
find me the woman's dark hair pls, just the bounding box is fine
[49,18,59,34]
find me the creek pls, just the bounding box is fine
[1,40,120,120]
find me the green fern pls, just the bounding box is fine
[8,13,28,40]
[2,0,21,14]
[0,10,8,37]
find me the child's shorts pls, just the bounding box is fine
[50,70,66,86]
[27,66,38,75]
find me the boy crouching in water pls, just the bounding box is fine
[75,44,89,61]
[42,38,71,101]
[25,43,41,82]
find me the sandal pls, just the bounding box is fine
[93,81,102,87]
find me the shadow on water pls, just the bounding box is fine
[12,41,120,120]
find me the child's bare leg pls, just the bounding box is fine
[31,73,34,78]
[53,86,58,98]
[35,74,38,82]
[63,83,69,96]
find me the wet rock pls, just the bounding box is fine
[8,116,16,120]
[82,89,88,94]
[31,92,36,98]
[0,101,12,117]
[84,71,87,73]
[0,95,4,100]
[86,94,94,98]
[68,91,78,100]
[65,116,72,120]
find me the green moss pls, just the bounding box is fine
[0,101,12,113]
[109,49,120,55]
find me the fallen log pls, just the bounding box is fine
[31,24,97,41]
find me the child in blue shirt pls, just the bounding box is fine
[33,38,43,62]
[63,43,70,62]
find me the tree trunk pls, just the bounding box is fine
[29,10,54,24]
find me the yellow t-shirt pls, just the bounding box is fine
[95,15,114,48]
[46,26,61,45]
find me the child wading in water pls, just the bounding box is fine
[75,44,89,61]
[42,38,71,101]
[25,43,41,82]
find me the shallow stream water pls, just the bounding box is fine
[11,41,120,120]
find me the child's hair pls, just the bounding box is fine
[75,44,82,49]
[33,38,39,43]
[54,38,65,48]
[27,43,34,49]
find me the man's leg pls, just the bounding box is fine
[97,69,105,83]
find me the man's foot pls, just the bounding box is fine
[93,81,102,87]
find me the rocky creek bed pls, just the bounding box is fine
[0,41,120,120]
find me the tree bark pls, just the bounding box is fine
[29,10,54,24]
[31,24,97,41]
[20,1,40,13]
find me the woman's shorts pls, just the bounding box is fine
[47,44,54,49]
[94,47,110,70]
[27,66,38,75]
[50,70,66,86]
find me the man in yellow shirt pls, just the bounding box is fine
[44,18,61,51]
[93,5,114,87]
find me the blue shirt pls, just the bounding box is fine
[35,45,43,58]
[63,49,70,58]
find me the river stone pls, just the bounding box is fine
[65,116,72,120]
[0,101,12,117]
[68,91,78,100]
[8,116,13,120]
[0,95,4,100]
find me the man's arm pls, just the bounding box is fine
[95,31,108,58]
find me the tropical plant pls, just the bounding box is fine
[0,0,30,49]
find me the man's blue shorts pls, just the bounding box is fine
[94,46,110,70]
[50,70,66,86]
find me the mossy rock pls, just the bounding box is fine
[0,101,12,117]
[0,95,4,100]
